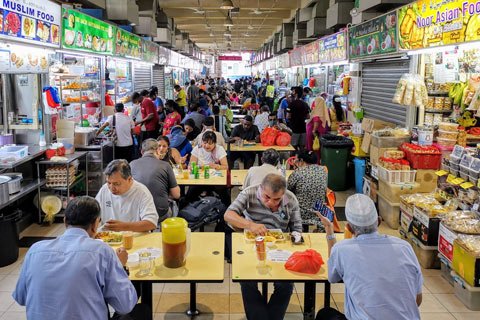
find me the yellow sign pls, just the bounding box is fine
[398,0,480,50]
[447,174,456,183]
[435,170,449,176]
[452,177,465,185]
[460,181,475,189]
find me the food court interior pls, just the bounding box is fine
[2,0,480,319]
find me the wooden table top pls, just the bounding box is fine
[176,170,227,186]
[230,169,294,186]
[125,232,225,282]
[229,144,295,152]
[231,232,343,282]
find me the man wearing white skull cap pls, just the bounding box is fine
[315,194,423,320]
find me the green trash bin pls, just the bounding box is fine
[321,134,354,191]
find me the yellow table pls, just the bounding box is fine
[230,169,294,186]
[229,143,295,152]
[176,170,227,186]
[126,232,225,316]
[231,232,343,320]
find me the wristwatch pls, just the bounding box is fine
[326,234,336,241]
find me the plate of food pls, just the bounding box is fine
[244,229,286,242]
[96,231,123,244]
[64,29,75,46]
[22,16,35,38]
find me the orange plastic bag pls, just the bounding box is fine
[261,127,279,146]
[284,249,324,274]
[276,132,291,146]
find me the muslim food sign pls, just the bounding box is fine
[62,8,114,54]
[318,31,347,63]
[0,0,60,47]
[349,12,398,59]
[115,28,141,59]
[399,0,480,50]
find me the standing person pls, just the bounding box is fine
[254,105,270,133]
[130,139,180,222]
[287,87,310,152]
[212,105,229,140]
[277,81,288,98]
[13,196,151,320]
[132,91,158,141]
[230,92,240,105]
[316,194,423,320]
[243,149,281,188]
[187,79,200,106]
[174,84,187,111]
[182,103,205,130]
[228,115,260,169]
[163,100,182,136]
[329,95,346,133]
[277,94,291,124]
[306,97,330,161]
[224,174,302,320]
[265,80,276,111]
[96,103,134,162]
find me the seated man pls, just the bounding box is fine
[253,105,270,133]
[316,194,423,320]
[130,139,180,223]
[224,174,302,320]
[193,116,226,149]
[268,112,292,135]
[228,115,260,169]
[96,159,158,232]
[13,196,151,320]
[243,148,280,188]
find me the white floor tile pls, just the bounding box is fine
[418,294,448,313]
[0,311,26,320]
[0,275,19,293]
[434,294,478,313]
[420,313,456,320]
[0,292,14,312]
[451,312,480,319]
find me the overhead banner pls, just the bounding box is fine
[62,8,114,54]
[349,11,397,59]
[302,40,319,65]
[218,55,242,61]
[318,31,347,63]
[142,39,158,64]
[0,0,60,47]
[158,45,170,65]
[278,53,290,68]
[115,28,141,59]
[398,0,480,50]
[289,47,304,66]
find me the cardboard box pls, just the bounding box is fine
[409,233,440,269]
[361,132,371,154]
[361,117,395,133]
[412,206,441,246]
[379,180,422,203]
[400,207,413,234]
[369,145,398,166]
[453,238,480,287]
[415,169,438,191]
[438,222,458,262]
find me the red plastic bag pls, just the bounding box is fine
[261,127,279,146]
[284,249,324,274]
[276,132,291,146]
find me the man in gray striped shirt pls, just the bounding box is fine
[224,174,302,320]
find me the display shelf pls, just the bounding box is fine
[42,172,85,191]
[0,179,46,211]
[0,146,46,169]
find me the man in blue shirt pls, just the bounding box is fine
[13,196,151,320]
[316,194,423,320]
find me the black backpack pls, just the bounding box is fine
[178,197,226,229]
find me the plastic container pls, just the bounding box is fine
[450,153,462,165]
[57,138,75,155]
[437,137,457,147]
[371,134,410,148]
[418,128,434,146]
[0,211,20,267]
[404,151,442,170]
[469,175,479,185]
[460,171,470,181]
[0,145,28,161]
[439,255,455,286]
[408,233,440,269]
[353,158,366,193]
[438,129,459,140]
[439,122,459,131]
[451,168,459,176]
[377,165,417,184]
[450,162,460,171]
[453,272,480,310]
[377,192,400,229]
[469,158,480,178]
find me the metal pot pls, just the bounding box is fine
[0,173,22,194]
[0,176,11,205]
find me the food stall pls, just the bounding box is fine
[288,46,304,86]
[301,40,326,95]
[277,53,290,86]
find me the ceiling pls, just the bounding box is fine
[159,0,302,52]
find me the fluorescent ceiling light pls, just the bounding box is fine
[220,0,235,10]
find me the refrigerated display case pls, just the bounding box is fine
[106,58,133,108]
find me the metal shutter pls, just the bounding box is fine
[133,63,152,92]
[152,64,165,97]
[361,59,410,126]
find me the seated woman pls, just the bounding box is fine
[167,125,193,158]
[157,136,185,167]
[184,118,201,141]
[287,150,328,232]
[185,131,230,207]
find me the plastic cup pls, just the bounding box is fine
[123,231,133,250]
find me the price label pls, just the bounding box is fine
[460,182,475,189]
[446,174,456,183]
[435,170,449,176]
[452,178,465,185]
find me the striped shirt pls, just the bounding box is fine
[227,185,302,232]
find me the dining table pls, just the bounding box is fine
[230,169,293,186]
[176,169,227,186]
[231,232,343,320]
[229,143,295,152]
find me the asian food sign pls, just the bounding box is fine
[115,28,141,59]
[289,46,304,66]
[302,40,319,65]
[399,0,480,50]
[142,39,158,64]
[349,12,397,59]
[318,31,347,63]
[62,8,114,54]
[0,0,60,47]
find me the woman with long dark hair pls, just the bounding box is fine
[329,95,346,133]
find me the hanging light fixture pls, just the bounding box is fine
[224,14,234,27]
[220,0,235,10]
[224,28,232,37]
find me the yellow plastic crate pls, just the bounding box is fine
[453,239,480,287]
[351,136,368,157]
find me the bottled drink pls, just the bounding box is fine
[204,165,210,179]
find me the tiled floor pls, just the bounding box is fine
[1,190,479,319]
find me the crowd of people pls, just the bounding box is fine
[12,76,423,320]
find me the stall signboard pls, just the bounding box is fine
[349,11,397,59]
[158,45,170,65]
[169,50,179,67]
[278,52,290,68]
[218,55,242,61]
[289,47,304,66]
[142,40,158,64]
[318,31,347,63]
[0,0,61,47]
[302,40,319,65]
[115,28,141,59]
[266,57,276,70]
[398,0,480,50]
[0,43,50,73]
[62,8,114,54]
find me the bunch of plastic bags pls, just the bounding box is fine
[392,74,428,107]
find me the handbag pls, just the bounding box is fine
[312,136,320,151]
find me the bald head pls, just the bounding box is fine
[261,173,287,193]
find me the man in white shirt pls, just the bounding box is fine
[193,116,226,149]
[254,105,270,133]
[243,149,281,188]
[96,103,134,162]
[96,159,158,232]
